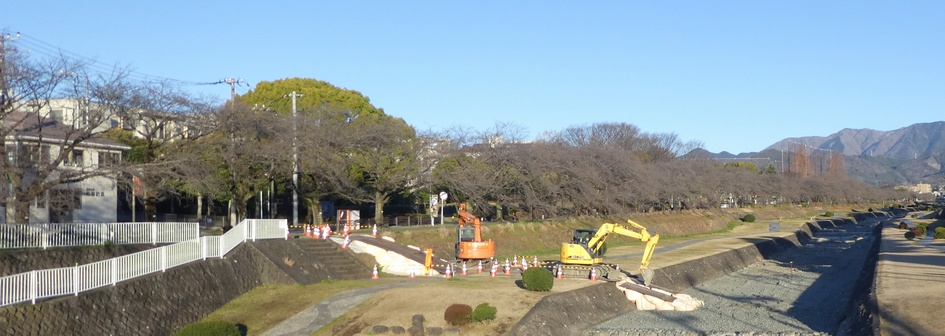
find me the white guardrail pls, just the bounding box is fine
[0,222,200,250]
[0,219,288,307]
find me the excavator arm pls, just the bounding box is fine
[586,220,660,270]
[457,203,482,242]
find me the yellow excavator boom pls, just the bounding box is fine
[560,219,660,284]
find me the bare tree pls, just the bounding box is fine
[0,49,140,223]
[177,100,289,226]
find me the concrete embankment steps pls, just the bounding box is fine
[507,213,889,336]
[295,238,372,280]
[248,238,373,284]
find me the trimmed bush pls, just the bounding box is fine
[522,267,554,291]
[471,303,497,322]
[444,304,473,326]
[824,211,834,217]
[916,223,929,236]
[173,321,241,336]
[742,214,756,223]
[935,227,945,239]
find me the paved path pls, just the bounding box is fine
[875,220,945,336]
[260,279,434,336]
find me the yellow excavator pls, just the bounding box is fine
[560,219,659,285]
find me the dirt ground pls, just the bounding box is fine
[320,221,783,336]
[320,275,598,335]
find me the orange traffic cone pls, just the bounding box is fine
[409,268,416,278]
[461,262,468,276]
[372,265,379,279]
[343,225,350,236]
[556,265,564,279]
[490,264,497,277]
[533,256,538,267]
[342,235,350,249]
[477,260,483,274]
[589,268,597,281]
[512,256,518,267]
[445,265,453,279]
[372,224,378,237]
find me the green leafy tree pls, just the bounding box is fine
[241,78,388,225]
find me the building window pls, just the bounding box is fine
[98,152,120,167]
[64,149,84,167]
[21,145,51,165]
[51,110,64,123]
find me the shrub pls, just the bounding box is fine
[471,303,498,322]
[824,211,834,217]
[444,304,473,326]
[742,214,756,223]
[522,267,554,291]
[173,321,241,336]
[916,223,929,236]
[935,227,945,239]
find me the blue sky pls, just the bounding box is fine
[4,1,943,153]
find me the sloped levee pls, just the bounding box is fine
[508,216,877,336]
[0,238,372,335]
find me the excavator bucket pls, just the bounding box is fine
[640,267,655,287]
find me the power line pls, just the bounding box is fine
[5,31,234,89]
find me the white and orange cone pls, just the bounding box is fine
[490,264,497,277]
[477,260,483,274]
[372,224,378,237]
[556,265,564,279]
[512,256,518,267]
[343,225,350,236]
[461,262,468,276]
[409,268,416,278]
[372,265,379,280]
[589,268,597,281]
[445,264,453,279]
[533,256,538,267]
[342,235,350,249]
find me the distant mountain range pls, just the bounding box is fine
[686,121,945,186]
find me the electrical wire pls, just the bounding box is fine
[7,32,246,91]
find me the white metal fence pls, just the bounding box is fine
[0,219,287,307]
[0,222,200,250]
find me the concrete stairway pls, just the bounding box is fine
[295,238,373,280]
[249,238,373,284]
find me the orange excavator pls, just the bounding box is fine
[455,203,496,261]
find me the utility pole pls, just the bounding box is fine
[223,78,245,97]
[287,91,303,227]
[1,32,20,111]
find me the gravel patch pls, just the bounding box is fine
[587,221,878,336]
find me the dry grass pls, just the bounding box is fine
[313,276,597,336]
[200,281,377,336]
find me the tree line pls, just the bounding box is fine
[0,51,905,225]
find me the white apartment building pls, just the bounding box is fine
[3,107,130,223]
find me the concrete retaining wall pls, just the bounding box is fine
[508,216,876,336]
[0,238,371,336]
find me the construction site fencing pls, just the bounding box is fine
[0,219,287,307]
[0,222,199,250]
